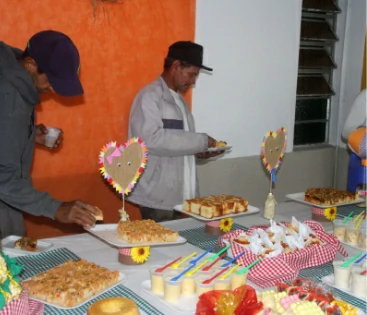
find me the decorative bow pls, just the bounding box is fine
[106,148,121,164]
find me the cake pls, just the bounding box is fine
[305,188,356,206]
[14,237,37,252]
[87,297,140,315]
[93,206,104,221]
[23,259,119,307]
[215,140,227,147]
[183,194,248,219]
[117,220,179,244]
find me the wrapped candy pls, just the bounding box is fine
[196,285,263,315]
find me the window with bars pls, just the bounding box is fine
[294,0,341,146]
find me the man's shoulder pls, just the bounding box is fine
[136,77,164,101]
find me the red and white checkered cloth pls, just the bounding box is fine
[218,221,348,288]
[119,248,131,255]
[0,284,44,315]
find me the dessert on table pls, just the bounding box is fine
[305,188,357,206]
[87,297,140,315]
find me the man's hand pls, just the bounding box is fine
[196,151,225,159]
[208,135,217,148]
[54,200,99,229]
[35,124,63,148]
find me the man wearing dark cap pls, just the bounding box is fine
[128,41,223,222]
[0,30,99,238]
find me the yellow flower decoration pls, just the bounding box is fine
[220,218,233,232]
[324,207,337,221]
[131,246,150,264]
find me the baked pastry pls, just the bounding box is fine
[87,297,140,315]
[24,259,119,307]
[215,140,227,147]
[117,220,179,244]
[183,194,248,219]
[14,237,37,251]
[305,188,356,206]
[93,206,104,221]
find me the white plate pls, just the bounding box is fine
[321,274,367,302]
[85,224,187,248]
[207,146,232,152]
[286,192,364,208]
[141,280,196,314]
[1,235,53,255]
[173,204,260,221]
[28,272,127,309]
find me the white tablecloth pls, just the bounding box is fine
[6,201,363,315]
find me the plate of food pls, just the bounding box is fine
[85,221,187,248]
[286,188,363,208]
[207,140,232,152]
[174,194,260,221]
[1,236,53,255]
[24,259,127,309]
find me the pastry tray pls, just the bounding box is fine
[1,235,53,256]
[28,272,127,309]
[85,224,187,248]
[286,192,364,208]
[173,204,260,221]
[207,146,232,152]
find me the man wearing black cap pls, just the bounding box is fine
[128,41,223,222]
[0,30,99,238]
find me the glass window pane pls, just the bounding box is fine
[301,20,338,42]
[297,75,334,97]
[295,99,328,121]
[298,49,336,70]
[302,0,341,14]
[294,122,327,145]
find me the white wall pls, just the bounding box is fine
[330,0,367,148]
[193,0,302,158]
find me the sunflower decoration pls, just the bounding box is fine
[324,207,337,221]
[131,246,150,264]
[220,218,233,232]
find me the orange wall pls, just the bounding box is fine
[0,0,195,238]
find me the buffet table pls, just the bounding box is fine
[5,201,366,315]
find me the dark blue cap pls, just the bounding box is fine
[27,30,83,97]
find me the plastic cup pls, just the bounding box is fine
[351,267,367,299]
[333,261,351,289]
[181,274,196,296]
[214,276,232,290]
[149,265,166,295]
[333,218,346,241]
[163,275,182,302]
[44,127,61,148]
[195,276,214,296]
[345,221,361,246]
[231,269,248,290]
[358,229,367,250]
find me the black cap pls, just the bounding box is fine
[167,41,213,72]
[27,30,83,97]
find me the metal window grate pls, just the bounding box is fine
[294,1,340,146]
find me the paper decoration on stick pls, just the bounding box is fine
[99,138,148,221]
[261,127,287,184]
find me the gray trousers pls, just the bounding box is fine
[0,206,25,239]
[140,206,182,222]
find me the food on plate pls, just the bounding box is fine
[93,206,104,221]
[232,217,322,258]
[304,188,357,206]
[215,140,227,148]
[23,259,120,307]
[14,237,37,252]
[117,219,179,244]
[183,194,248,219]
[87,297,140,315]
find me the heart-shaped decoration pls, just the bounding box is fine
[261,127,287,172]
[99,138,148,195]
